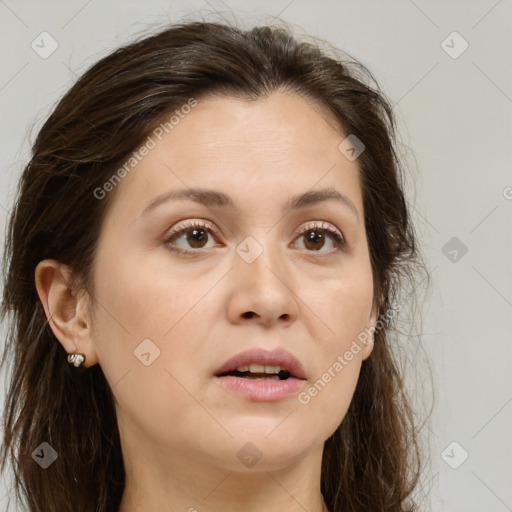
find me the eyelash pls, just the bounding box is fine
[163,219,346,256]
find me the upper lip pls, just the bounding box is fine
[214,347,307,380]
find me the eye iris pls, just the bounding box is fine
[304,230,325,251]
[186,228,208,248]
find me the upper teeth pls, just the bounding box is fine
[236,364,283,374]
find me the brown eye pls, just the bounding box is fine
[293,221,345,253]
[164,220,219,253]
[302,229,327,251]
[183,228,209,249]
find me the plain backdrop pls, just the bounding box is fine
[0,1,511,511]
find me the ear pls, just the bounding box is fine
[34,259,99,368]
[361,302,379,361]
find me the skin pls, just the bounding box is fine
[35,90,378,512]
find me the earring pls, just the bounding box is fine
[67,352,86,367]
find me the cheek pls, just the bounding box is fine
[89,238,224,377]
[301,360,362,444]
[297,293,366,437]
[92,242,206,342]
[89,246,214,438]
[302,260,374,346]
[294,262,373,430]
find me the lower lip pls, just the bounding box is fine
[215,375,306,401]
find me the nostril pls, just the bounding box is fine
[243,311,256,319]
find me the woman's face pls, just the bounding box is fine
[87,90,378,473]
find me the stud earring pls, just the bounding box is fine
[67,352,86,367]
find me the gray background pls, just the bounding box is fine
[1,1,511,511]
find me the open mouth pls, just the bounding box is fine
[218,369,292,381]
[213,349,307,389]
[214,360,305,401]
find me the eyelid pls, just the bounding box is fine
[164,218,218,239]
[294,220,344,241]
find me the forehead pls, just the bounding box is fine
[103,91,364,222]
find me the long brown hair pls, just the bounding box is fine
[1,20,432,512]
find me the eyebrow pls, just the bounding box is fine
[141,186,359,221]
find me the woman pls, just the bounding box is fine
[1,20,431,512]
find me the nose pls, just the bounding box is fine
[226,242,300,329]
